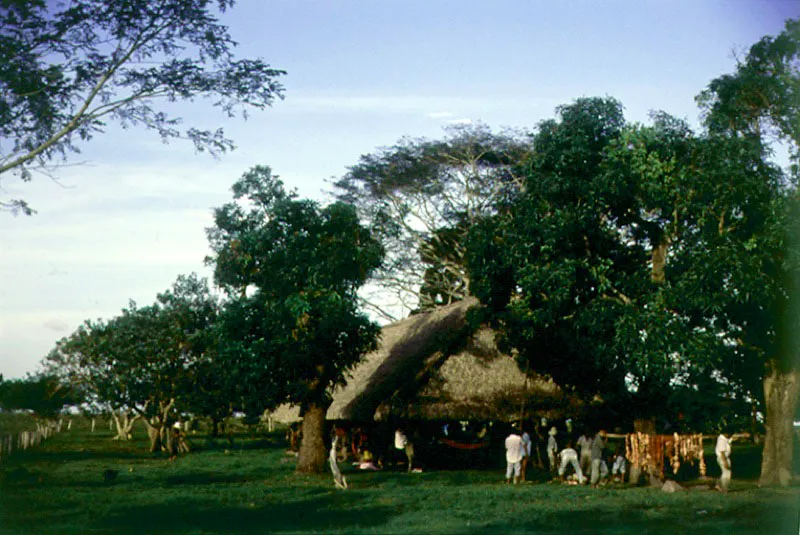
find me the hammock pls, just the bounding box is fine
[437,436,490,450]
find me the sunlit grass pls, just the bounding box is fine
[0,416,798,535]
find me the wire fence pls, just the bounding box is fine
[0,419,64,464]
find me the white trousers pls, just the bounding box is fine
[716,454,731,491]
[506,461,521,479]
[558,452,587,483]
[612,456,626,476]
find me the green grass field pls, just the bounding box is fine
[0,417,798,535]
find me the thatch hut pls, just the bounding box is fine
[271,297,573,424]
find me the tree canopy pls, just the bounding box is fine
[46,273,220,449]
[0,0,285,214]
[467,97,785,432]
[207,166,385,472]
[696,16,800,486]
[332,123,529,317]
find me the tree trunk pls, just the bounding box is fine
[163,424,173,454]
[145,420,162,453]
[759,367,799,487]
[296,403,328,473]
[630,418,656,484]
[651,239,669,284]
[111,410,139,440]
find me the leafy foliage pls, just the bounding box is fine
[0,0,285,214]
[697,18,800,179]
[207,166,384,415]
[467,97,786,429]
[332,124,529,316]
[0,373,77,418]
[45,274,219,423]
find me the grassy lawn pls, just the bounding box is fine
[0,417,798,535]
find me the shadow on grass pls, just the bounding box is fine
[163,471,263,486]
[16,449,145,463]
[457,496,800,535]
[97,494,397,534]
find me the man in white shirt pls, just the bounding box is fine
[504,428,524,484]
[394,428,414,472]
[715,430,732,493]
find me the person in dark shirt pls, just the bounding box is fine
[590,430,608,487]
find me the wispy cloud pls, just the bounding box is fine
[43,319,70,332]
[427,111,455,119]
[283,94,562,117]
[446,118,473,125]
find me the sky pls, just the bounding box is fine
[1,0,798,379]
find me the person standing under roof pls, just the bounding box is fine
[504,427,524,484]
[715,429,733,493]
[520,424,532,482]
[577,430,593,476]
[547,427,558,476]
[394,428,414,472]
[590,430,608,487]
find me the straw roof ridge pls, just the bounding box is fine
[271,296,576,423]
[328,297,480,421]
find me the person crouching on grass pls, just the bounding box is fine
[610,443,626,483]
[504,427,524,484]
[558,439,587,484]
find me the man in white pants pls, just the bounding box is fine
[558,440,587,484]
[504,428,524,484]
[715,430,732,493]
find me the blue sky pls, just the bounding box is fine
[1,0,798,378]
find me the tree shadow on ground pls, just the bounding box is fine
[14,449,145,463]
[455,494,800,535]
[163,471,267,486]
[96,493,396,534]
[193,435,285,453]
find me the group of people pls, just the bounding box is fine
[505,425,620,486]
[329,420,736,493]
[505,424,735,492]
[335,426,415,472]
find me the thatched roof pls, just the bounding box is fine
[270,297,570,423]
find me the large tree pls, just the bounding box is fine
[696,17,800,487]
[332,123,529,318]
[207,166,384,472]
[0,0,285,215]
[467,97,783,434]
[46,274,219,451]
[467,97,634,406]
